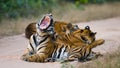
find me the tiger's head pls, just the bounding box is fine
[36,14,55,37]
[71,26,96,44]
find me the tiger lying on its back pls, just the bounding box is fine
[48,25,104,62]
[21,14,105,62]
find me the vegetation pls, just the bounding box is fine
[0,1,120,68]
[0,0,120,38]
[61,48,120,68]
[0,0,120,20]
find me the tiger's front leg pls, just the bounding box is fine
[86,51,103,61]
[90,39,105,48]
[21,53,48,62]
[85,39,105,61]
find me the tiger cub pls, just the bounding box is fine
[21,14,56,62]
[48,26,104,62]
[21,14,78,62]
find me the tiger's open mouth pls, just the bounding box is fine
[39,14,53,30]
[37,14,55,35]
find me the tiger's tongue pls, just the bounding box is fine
[40,16,50,30]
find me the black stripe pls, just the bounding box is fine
[52,48,57,58]
[33,35,38,47]
[38,34,47,37]
[62,35,69,42]
[57,45,64,58]
[85,49,91,58]
[69,47,83,56]
[65,34,72,43]
[82,47,89,58]
[83,48,86,58]
[72,47,82,52]
[38,35,49,45]
[37,46,47,51]
[52,44,58,58]
[30,43,35,52]
[63,46,67,53]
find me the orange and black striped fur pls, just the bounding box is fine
[21,13,77,62]
[21,14,56,62]
[22,20,104,62]
[21,21,80,62]
[48,25,104,62]
[21,14,104,62]
[25,21,77,39]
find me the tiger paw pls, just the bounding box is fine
[21,56,28,61]
[20,55,32,62]
[96,39,105,45]
[45,58,56,62]
[86,52,103,61]
[95,52,103,58]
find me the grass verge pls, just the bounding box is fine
[61,48,120,68]
[0,2,120,38]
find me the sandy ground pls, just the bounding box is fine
[0,17,120,68]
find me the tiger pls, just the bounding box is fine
[21,23,81,62]
[21,14,78,62]
[21,14,56,62]
[47,26,104,62]
[21,14,105,62]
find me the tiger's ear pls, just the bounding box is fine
[67,23,73,29]
[90,32,97,36]
[85,26,90,30]
[94,32,97,35]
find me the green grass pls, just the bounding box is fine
[0,1,120,68]
[68,48,120,68]
[60,48,120,68]
[61,63,74,68]
[0,2,120,38]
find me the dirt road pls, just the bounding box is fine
[0,17,120,68]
